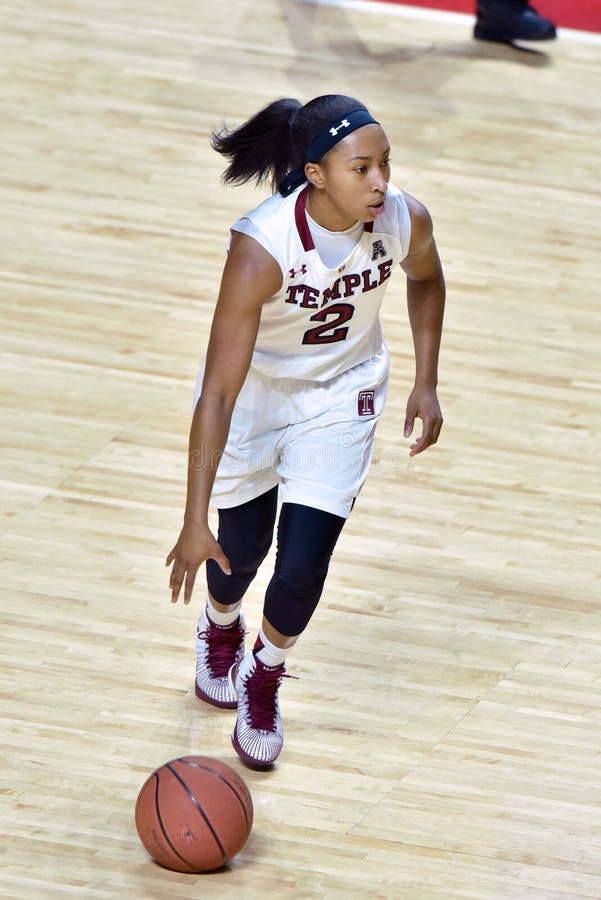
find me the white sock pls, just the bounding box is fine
[254,627,293,668]
[205,597,242,628]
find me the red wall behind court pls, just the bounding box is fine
[376,0,601,33]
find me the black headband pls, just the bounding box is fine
[278,108,380,196]
[304,109,379,163]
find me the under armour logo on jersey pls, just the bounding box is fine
[289,264,307,278]
[372,240,387,260]
[358,390,375,417]
[329,118,350,137]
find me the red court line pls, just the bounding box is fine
[376,0,601,33]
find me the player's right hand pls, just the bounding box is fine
[165,522,231,605]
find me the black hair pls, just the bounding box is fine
[211,94,369,196]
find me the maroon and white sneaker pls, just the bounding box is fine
[195,611,245,709]
[228,650,287,768]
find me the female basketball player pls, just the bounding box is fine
[166,94,445,769]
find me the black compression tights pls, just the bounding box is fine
[206,487,346,637]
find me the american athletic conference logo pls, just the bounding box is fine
[357,390,375,417]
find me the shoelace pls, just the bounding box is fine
[244,663,290,732]
[200,622,245,678]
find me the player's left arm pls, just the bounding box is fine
[399,192,446,457]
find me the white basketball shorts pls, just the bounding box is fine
[193,345,389,519]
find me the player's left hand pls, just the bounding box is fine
[403,385,443,456]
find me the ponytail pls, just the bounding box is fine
[211,98,302,194]
[212,94,371,197]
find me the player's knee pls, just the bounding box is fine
[264,569,325,636]
[206,531,274,606]
[274,557,328,600]
[206,559,248,605]
[225,528,274,576]
[207,527,273,586]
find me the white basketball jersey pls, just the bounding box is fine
[232,183,411,381]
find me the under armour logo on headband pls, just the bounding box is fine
[303,109,380,168]
[329,119,350,137]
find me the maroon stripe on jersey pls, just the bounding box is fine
[295,187,314,251]
[295,185,375,248]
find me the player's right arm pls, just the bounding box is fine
[166,232,282,604]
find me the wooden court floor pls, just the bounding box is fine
[1,0,600,896]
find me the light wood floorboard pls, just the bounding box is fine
[1,1,600,896]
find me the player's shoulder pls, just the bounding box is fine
[397,189,432,228]
[386,182,403,199]
[381,183,408,215]
[378,183,410,235]
[231,188,301,277]
[239,188,296,228]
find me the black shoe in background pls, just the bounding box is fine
[475,0,557,43]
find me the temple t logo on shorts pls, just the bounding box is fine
[329,119,350,137]
[358,390,375,417]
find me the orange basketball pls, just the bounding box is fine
[135,756,253,872]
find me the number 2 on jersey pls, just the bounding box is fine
[302,302,355,345]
